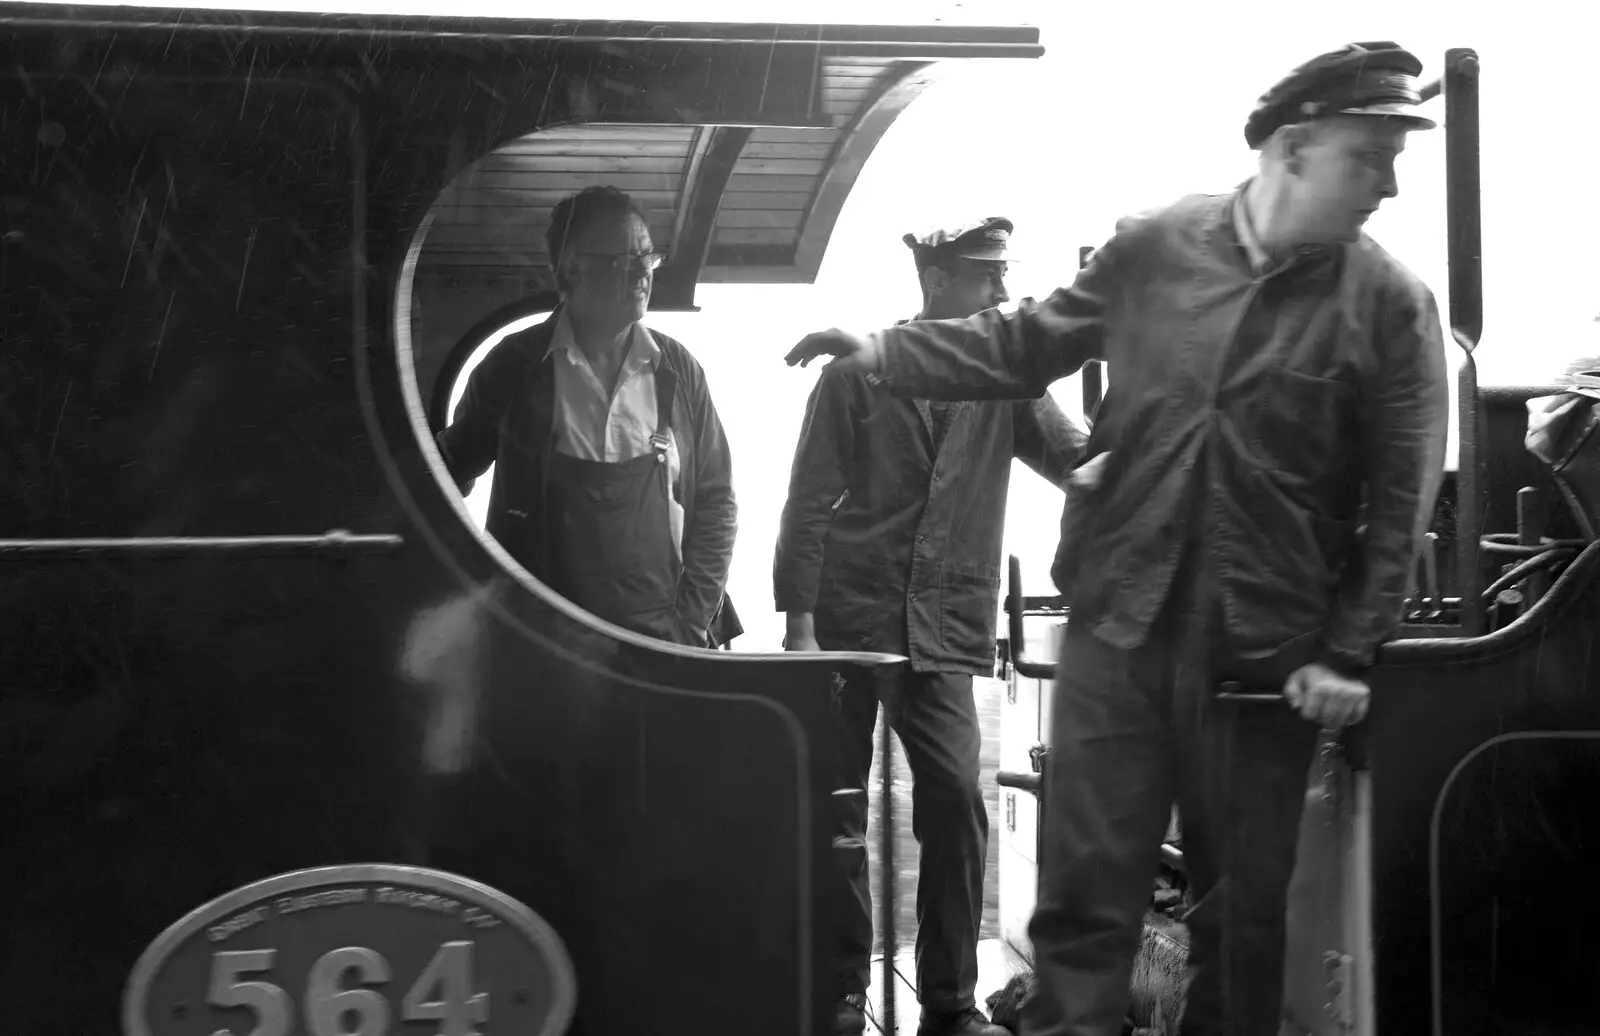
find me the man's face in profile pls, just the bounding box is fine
[1292,116,1409,243]
[937,257,1009,317]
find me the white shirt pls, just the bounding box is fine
[549,310,684,558]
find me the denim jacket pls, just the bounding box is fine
[774,362,1084,674]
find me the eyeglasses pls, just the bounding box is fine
[573,250,669,273]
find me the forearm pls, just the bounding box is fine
[773,505,830,612]
[872,289,1102,401]
[677,506,736,628]
[774,374,851,612]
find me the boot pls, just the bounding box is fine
[835,992,867,1035]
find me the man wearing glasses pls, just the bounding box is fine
[437,185,737,648]
[776,218,1086,1036]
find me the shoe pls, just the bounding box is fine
[916,1005,1010,1036]
[835,992,868,1035]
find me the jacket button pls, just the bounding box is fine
[909,592,918,602]
[917,535,927,544]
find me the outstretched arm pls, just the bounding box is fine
[786,219,1137,399]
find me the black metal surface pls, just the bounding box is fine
[1372,541,1600,1035]
[0,10,1036,1033]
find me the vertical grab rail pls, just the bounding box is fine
[1007,556,1058,680]
[1444,48,1486,635]
[878,670,897,1035]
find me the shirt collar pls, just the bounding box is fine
[1232,181,1334,274]
[1233,182,1273,275]
[550,308,659,371]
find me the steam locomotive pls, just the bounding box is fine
[3,5,1596,1035]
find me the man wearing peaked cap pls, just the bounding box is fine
[786,41,1450,1036]
[1245,41,1437,149]
[775,217,1087,1036]
[905,216,1019,263]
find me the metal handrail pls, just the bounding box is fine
[0,530,403,560]
[1445,48,1486,634]
[1005,555,1060,680]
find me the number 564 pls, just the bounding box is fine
[207,940,488,1036]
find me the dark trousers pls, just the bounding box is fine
[1021,604,1321,1036]
[834,669,989,1013]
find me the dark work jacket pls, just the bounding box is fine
[435,309,737,646]
[773,358,1085,675]
[868,189,1450,675]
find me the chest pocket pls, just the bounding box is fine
[1247,367,1357,476]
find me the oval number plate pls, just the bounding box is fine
[122,863,576,1036]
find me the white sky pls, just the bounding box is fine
[35,0,1595,650]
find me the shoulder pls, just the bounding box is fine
[475,319,555,379]
[1098,192,1225,265]
[1116,192,1220,235]
[1348,236,1440,321]
[645,328,723,421]
[645,327,705,379]
[1351,235,1435,297]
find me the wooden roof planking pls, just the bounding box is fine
[415,45,1033,312]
